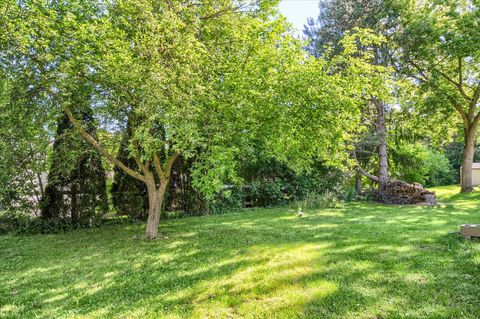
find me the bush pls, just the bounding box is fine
[247,179,289,207]
[25,218,73,234]
[0,210,73,235]
[293,190,341,212]
[340,186,359,202]
[424,150,455,187]
[0,210,31,234]
[390,143,455,187]
[208,186,244,215]
[0,210,138,235]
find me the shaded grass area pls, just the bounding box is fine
[1,185,479,318]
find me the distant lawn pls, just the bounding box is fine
[1,186,480,319]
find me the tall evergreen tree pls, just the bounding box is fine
[41,105,107,225]
[303,0,393,57]
[304,0,399,191]
[111,122,148,220]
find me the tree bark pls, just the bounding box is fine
[461,126,477,193]
[374,98,388,190]
[71,185,78,225]
[355,173,362,194]
[145,175,169,240]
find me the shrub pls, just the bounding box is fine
[248,179,288,207]
[340,186,359,202]
[294,190,341,212]
[0,210,138,235]
[0,210,31,234]
[25,218,73,234]
[424,150,455,187]
[208,186,244,215]
[0,210,73,235]
[390,143,455,187]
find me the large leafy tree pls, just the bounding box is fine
[395,0,480,192]
[2,0,392,239]
[2,0,304,239]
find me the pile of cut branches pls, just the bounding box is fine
[374,181,436,205]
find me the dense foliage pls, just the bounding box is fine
[41,109,108,225]
[0,0,476,237]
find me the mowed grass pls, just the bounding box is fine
[1,185,480,319]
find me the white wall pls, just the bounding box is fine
[473,170,480,186]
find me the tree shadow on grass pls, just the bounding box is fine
[1,201,479,318]
[301,231,480,318]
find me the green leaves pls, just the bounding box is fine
[1,0,395,200]
[396,0,480,111]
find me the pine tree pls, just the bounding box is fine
[303,0,391,57]
[41,106,108,225]
[304,0,398,191]
[111,123,148,220]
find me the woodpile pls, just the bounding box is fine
[374,181,436,205]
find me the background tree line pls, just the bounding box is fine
[0,0,478,238]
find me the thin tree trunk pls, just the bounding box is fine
[71,186,78,225]
[374,98,388,190]
[461,126,477,193]
[355,173,362,194]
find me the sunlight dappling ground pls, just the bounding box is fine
[1,186,480,318]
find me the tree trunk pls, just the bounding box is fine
[63,107,179,239]
[461,126,477,193]
[374,98,388,190]
[355,173,362,194]
[145,176,169,240]
[71,185,78,225]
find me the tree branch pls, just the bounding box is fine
[408,57,471,102]
[352,150,379,183]
[471,83,480,109]
[458,56,463,90]
[408,58,470,125]
[356,166,379,183]
[153,152,178,182]
[433,66,471,102]
[64,107,146,182]
[471,85,480,128]
[445,94,469,127]
[153,154,166,180]
[164,152,179,179]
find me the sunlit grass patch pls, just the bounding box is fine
[1,185,480,318]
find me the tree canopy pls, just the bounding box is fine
[1,0,476,238]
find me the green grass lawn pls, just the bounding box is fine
[1,185,480,319]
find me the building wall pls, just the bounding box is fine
[473,170,480,186]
